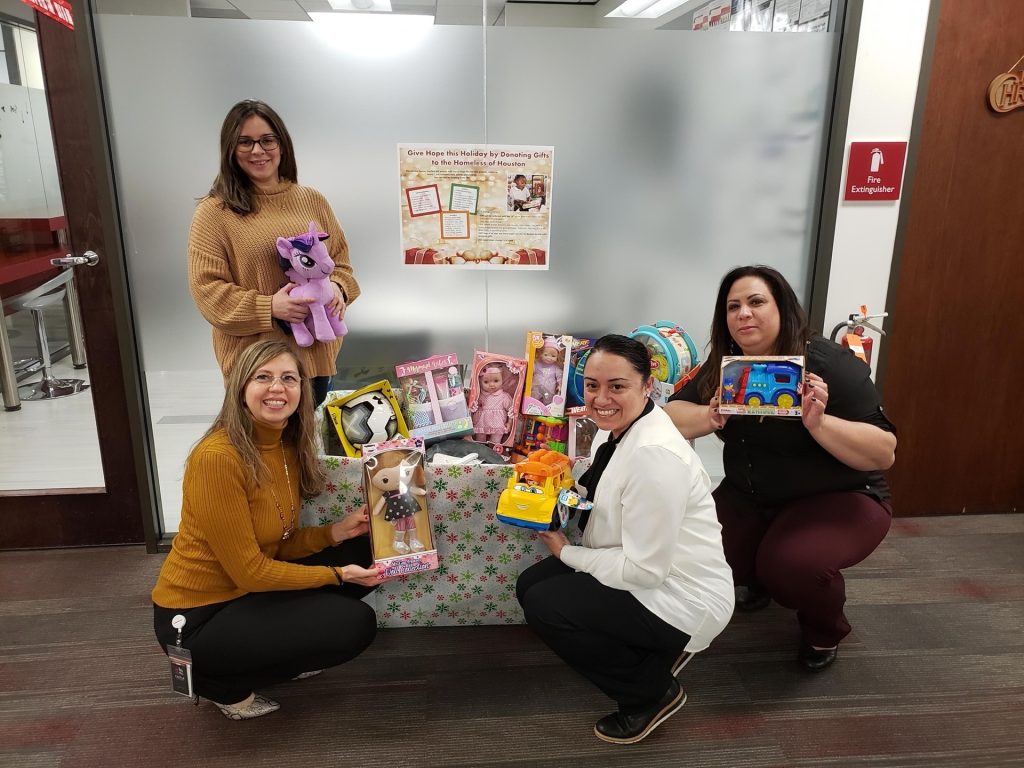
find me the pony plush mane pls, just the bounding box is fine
[278,231,324,272]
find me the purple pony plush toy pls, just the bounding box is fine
[275,221,349,347]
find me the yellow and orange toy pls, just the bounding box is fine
[495,449,575,531]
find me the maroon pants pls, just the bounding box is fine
[714,483,892,647]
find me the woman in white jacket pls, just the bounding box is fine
[516,334,734,745]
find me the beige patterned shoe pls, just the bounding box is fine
[215,693,280,720]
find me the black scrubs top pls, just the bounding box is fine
[670,336,896,506]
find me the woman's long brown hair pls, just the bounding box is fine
[199,340,326,497]
[693,265,811,402]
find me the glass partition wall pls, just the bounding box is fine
[93,1,838,534]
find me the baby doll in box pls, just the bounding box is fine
[467,351,526,455]
[522,333,572,417]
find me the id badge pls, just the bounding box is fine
[167,645,194,698]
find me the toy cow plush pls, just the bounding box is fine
[275,221,348,347]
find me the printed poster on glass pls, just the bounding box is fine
[399,143,553,270]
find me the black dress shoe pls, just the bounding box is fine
[594,679,686,745]
[735,585,771,612]
[799,643,838,671]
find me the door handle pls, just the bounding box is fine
[51,251,100,267]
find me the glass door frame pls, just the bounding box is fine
[0,1,158,551]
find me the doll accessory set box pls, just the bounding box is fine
[395,354,473,443]
[719,356,804,417]
[362,437,439,578]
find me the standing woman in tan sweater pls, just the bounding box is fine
[189,99,359,405]
[153,340,380,720]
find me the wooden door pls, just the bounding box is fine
[881,0,1024,516]
[0,3,156,548]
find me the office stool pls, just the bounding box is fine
[7,271,89,402]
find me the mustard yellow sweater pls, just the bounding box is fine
[152,422,338,609]
[187,181,361,378]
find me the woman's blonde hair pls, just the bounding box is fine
[200,340,326,497]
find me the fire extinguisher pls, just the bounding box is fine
[830,305,887,365]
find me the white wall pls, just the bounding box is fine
[822,0,931,375]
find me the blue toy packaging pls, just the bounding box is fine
[565,336,597,416]
[719,356,805,417]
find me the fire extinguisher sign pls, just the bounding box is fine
[844,141,907,201]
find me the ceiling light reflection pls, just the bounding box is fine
[309,12,432,59]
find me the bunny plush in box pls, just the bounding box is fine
[276,221,349,347]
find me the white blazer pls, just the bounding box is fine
[561,405,735,652]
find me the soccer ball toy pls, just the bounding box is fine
[341,392,400,447]
[324,380,409,457]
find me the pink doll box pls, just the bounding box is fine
[522,332,573,418]
[718,356,805,417]
[467,351,527,456]
[362,437,439,579]
[395,354,473,444]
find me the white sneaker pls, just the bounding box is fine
[215,693,280,720]
[393,538,410,554]
[408,536,425,553]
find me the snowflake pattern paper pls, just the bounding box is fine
[302,457,580,628]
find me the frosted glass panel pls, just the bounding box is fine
[95,15,488,375]
[94,11,834,532]
[97,15,829,371]
[482,27,830,353]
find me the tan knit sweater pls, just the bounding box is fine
[188,181,361,378]
[152,422,338,609]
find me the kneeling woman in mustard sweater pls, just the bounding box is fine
[152,340,380,720]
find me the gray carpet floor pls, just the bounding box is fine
[2,514,1023,767]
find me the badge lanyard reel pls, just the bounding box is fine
[167,614,198,704]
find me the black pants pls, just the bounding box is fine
[154,537,376,705]
[311,376,332,407]
[516,556,690,713]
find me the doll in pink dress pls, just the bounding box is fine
[471,366,513,443]
[531,336,563,406]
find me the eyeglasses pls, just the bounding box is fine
[250,373,302,389]
[236,135,279,152]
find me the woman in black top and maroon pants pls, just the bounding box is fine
[664,265,896,670]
